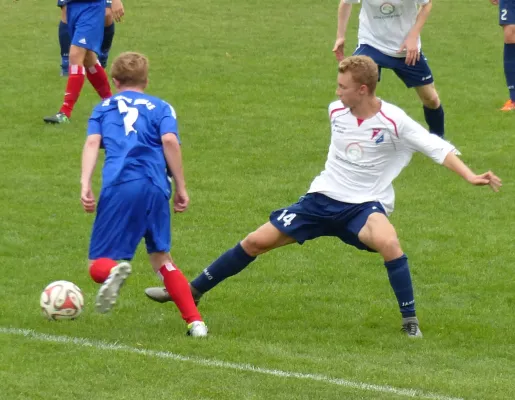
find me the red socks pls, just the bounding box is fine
[159,263,203,324]
[86,61,112,100]
[59,62,112,118]
[60,64,85,118]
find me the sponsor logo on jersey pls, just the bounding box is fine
[345,142,364,161]
[380,2,395,15]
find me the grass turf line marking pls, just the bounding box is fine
[1,327,463,400]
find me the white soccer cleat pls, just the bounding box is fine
[95,262,132,313]
[401,317,423,338]
[187,321,208,338]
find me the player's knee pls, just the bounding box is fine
[104,9,114,26]
[503,25,515,43]
[69,46,87,65]
[420,89,440,109]
[241,232,271,257]
[60,6,67,23]
[375,236,402,259]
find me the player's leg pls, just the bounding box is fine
[84,50,112,100]
[356,212,422,337]
[145,194,325,304]
[187,222,296,302]
[143,187,207,337]
[144,221,294,303]
[500,0,515,110]
[58,3,71,76]
[148,253,208,337]
[88,181,149,313]
[414,83,444,138]
[44,1,106,123]
[99,7,115,69]
[392,54,445,138]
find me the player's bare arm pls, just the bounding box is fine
[490,0,499,5]
[399,0,433,66]
[333,1,353,61]
[80,134,101,213]
[442,152,502,192]
[162,133,189,213]
[110,0,124,22]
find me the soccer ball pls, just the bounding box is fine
[40,280,84,320]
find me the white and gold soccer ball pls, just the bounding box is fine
[40,280,84,320]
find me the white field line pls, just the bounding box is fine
[1,327,464,400]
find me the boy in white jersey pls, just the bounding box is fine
[332,0,445,138]
[145,56,501,338]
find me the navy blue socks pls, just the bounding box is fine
[384,254,416,318]
[191,243,256,294]
[423,105,445,138]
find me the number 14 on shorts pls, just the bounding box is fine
[277,210,297,227]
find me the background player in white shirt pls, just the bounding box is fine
[145,56,501,338]
[332,0,446,138]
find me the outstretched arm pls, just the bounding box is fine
[442,152,502,192]
[400,113,502,192]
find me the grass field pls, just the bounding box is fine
[1,0,514,399]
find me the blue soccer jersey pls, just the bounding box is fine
[87,91,179,199]
[58,0,110,7]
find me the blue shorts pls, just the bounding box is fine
[89,179,172,260]
[353,44,434,88]
[58,0,111,8]
[66,1,105,54]
[269,193,386,251]
[500,0,515,25]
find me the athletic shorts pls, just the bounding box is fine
[269,192,386,252]
[353,44,434,88]
[58,0,111,9]
[500,0,515,25]
[66,0,105,54]
[89,179,172,260]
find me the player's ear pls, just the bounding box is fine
[112,78,121,90]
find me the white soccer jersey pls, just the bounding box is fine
[307,100,456,214]
[344,0,430,57]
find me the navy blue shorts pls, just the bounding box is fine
[353,44,434,88]
[269,193,386,251]
[66,1,105,54]
[500,0,515,25]
[58,0,111,8]
[89,179,171,260]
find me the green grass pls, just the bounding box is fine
[1,0,514,399]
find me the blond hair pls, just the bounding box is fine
[338,56,378,93]
[111,52,149,87]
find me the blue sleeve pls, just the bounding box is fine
[87,106,103,136]
[159,102,180,141]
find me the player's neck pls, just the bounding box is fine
[117,86,145,94]
[350,97,381,120]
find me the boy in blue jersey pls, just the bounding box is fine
[81,52,207,337]
[57,0,116,76]
[44,0,124,124]
[491,0,515,110]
